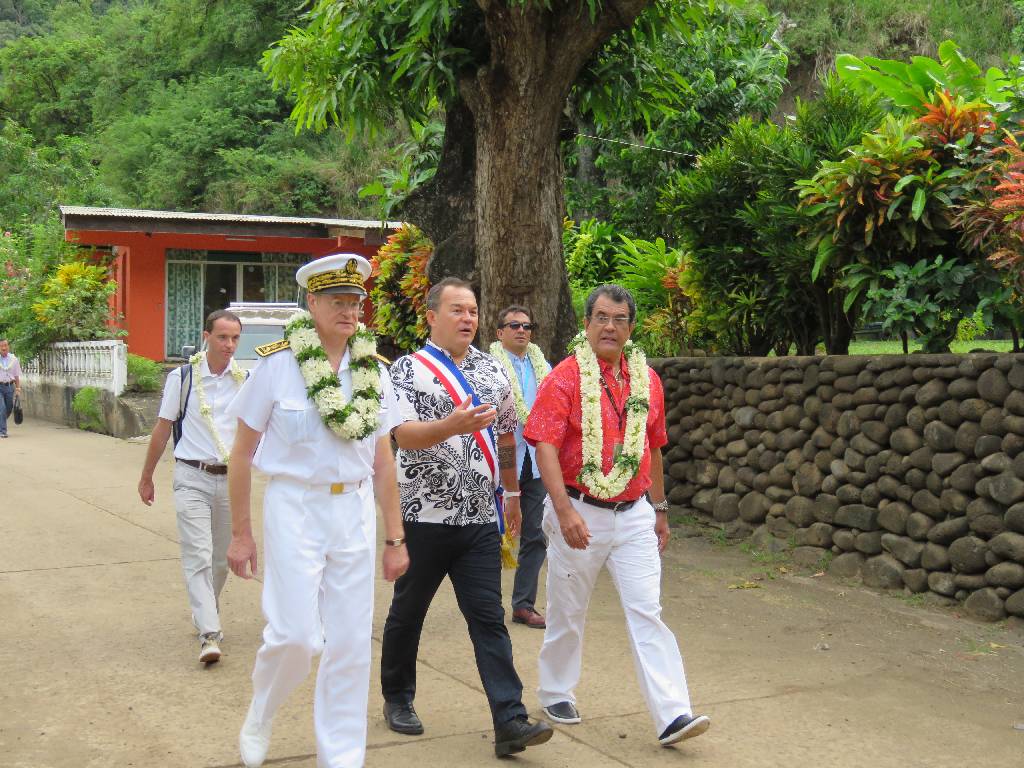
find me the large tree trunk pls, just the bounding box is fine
[460,1,651,359]
[398,97,478,286]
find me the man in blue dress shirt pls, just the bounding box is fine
[493,306,551,629]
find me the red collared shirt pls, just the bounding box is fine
[524,352,667,502]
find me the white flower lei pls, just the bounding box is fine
[284,310,382,440]
[188,351,246,464]
[571,331,650,499]
[488,341,550,425]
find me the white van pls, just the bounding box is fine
[181,302,304,369]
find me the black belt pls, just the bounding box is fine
[566,486,640,512]
[177,458,228,475]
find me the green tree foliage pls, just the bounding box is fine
[566,0,789,238]
[0,216,108,360]
[658,75,884,355]
[800,54,1009,353]
[766,0,1019,69]
[0,0,407,218]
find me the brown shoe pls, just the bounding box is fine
[511,608,546,629]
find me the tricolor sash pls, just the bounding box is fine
[412,344,505,533]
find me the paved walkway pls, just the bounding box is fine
[2,419,1023,768]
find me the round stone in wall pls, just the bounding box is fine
[963,587,1006,622]
[948,536,989,574]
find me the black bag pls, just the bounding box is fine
[12,393,22,425]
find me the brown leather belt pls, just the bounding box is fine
[566,486,640,512]
[178,458,228,475]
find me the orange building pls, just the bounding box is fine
[60,206,399,361]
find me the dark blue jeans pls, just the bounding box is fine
[0,382,12,435]
[380,520,527,727]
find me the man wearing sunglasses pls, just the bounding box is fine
[493,307,551,630]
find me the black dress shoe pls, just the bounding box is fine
[494,716,553,757]
[384,701,424,735]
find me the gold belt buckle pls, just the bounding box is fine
[330,482,346,495]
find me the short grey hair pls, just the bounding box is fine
[584,284,636,323]
[426,277,474,311]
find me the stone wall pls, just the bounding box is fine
[22,381,156,439]
[650,354,1024,622]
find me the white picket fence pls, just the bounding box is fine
[22,340,128,396]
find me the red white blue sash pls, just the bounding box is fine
[412,345,505,533]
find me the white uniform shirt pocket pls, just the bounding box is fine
[277,398,316,443]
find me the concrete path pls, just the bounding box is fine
[2,419,1023,768]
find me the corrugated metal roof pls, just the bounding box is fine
[59,205,404,230]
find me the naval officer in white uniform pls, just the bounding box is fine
[226,253,408,768]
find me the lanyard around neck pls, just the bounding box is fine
[599,371,626,434]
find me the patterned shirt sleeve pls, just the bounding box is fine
[493,361,518,435]
[523,358,576,449]
[389,356,420,424]
[647,367,668,450]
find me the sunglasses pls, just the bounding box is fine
[501,321,536,331]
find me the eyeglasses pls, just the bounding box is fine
[324,297,363,313]
[590,314,631,328]
[501,321,536,331]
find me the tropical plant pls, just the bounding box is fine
[126,353,163,392]
[616,235,695,356]
[563,218,627,321]
[31,260,121,342]
[71,386,105,432]
[370,224,432,353]
[359,116,444,222]
[849,255,993,353]
[834,40,1020,112]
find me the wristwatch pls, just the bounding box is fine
[385,537,406,547]
[652,499,670,513]
[503,490,521,498]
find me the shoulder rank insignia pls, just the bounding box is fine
[255,339,290,357]
[374,353,392,366]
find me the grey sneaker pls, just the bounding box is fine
[542,701,581,724]
[199,633,221,664]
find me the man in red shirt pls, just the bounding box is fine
[524,284,710,747]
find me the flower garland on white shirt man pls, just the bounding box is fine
[488,341,550,424]
[285,310,382,439]
[189,351,246,463]
[570,331,650,499]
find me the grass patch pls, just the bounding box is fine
[896,592,927,607]
[739,541,791,565]
[708,528,730,548]
[843,339,1016,356]
[71,386,105,432]
[126,353,163,392]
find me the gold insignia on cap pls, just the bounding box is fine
[307,258,366,293]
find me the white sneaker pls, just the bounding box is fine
[199,633,221,664]
[239,700,273,768]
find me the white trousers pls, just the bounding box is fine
[249,477,376,768]
[172,462,231,637]
[537,495,692,735]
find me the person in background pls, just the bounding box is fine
[490,305,551,629]
[0,337,22,438]
[138,310,245,665]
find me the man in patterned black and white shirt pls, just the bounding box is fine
[380,277,553,758]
